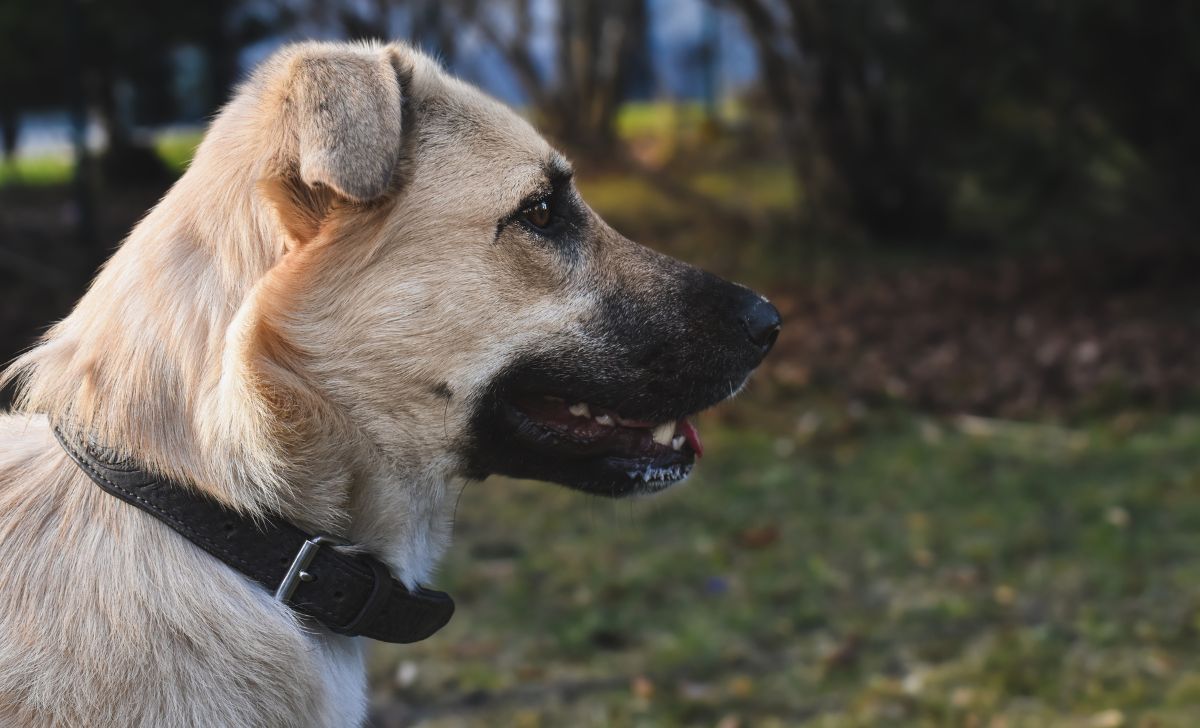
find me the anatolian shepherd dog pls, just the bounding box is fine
[0,41,780,726]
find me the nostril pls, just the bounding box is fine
[742,298,782,352]
[760,323,780,351]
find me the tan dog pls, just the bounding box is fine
[0,41,779,726]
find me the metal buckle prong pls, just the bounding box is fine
[274,534,347,603]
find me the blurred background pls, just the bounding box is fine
[3,1,1200,726]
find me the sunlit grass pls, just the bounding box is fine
[578,175,685,224]
[616,101,709,139]
[155,131,203,174]
[0,155,74,186]
[579,162,797,221]
[615,100,747,139]
[690,165,799,213]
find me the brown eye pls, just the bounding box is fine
[522,199,552,228]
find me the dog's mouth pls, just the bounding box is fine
[510,393,701,475]
[471,386,709,497]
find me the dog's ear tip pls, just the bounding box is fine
[300,155,394,203]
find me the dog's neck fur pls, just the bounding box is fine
[1,47,456,588]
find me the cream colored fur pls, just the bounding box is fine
[0,40,599,726]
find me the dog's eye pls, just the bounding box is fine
[522,199,552,229]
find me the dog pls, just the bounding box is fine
[0,41,779,726]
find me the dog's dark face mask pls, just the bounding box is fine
[466,179,780,497]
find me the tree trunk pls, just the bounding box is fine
[203,0,237,110]
[0,107,17,163]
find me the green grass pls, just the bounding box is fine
[616,102,709,139]
[155,131,203,173]
[0,155,74,186]
[615,100,748,139]
[578,163,797,223]
[370,400,1200,726]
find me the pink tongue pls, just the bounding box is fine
[678,419,704,458]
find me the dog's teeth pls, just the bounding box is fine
[595,414,614,426]
[671,435,685,451]
[544,395,564,403]
[651,421,676,446]
[568,403,590,418]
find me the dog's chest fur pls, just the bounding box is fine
[308,629,370,727]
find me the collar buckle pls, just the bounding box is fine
[274,534,347,603]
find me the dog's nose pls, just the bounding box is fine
[741,295,781,355]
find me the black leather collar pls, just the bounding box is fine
[54,427,454,644]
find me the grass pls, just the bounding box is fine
[369,397,1200,726]
[0,155,74,186]
[155,132,203,173]
[615,100,749,140]
[578,163,797,223]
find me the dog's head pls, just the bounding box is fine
[243,42,779,498]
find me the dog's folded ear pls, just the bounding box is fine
[282,46,404,203]
[260,44,406,244]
